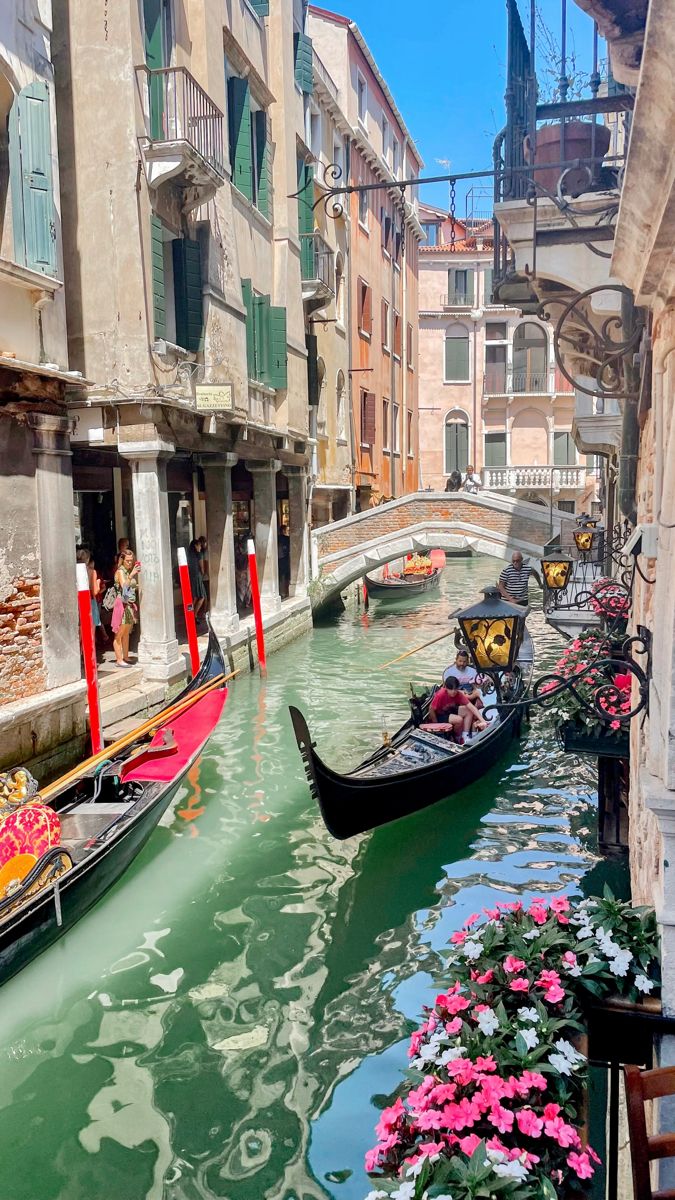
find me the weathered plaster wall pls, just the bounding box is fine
[0,418,45,703]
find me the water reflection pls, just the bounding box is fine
[0,558,599,1200]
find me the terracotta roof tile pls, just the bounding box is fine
[420,237,494,254]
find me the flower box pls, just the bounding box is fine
[559,721,629,759]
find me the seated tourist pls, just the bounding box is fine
[445,650,483,708]
[420,674,487,743]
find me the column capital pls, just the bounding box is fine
[281,464,309,478]
[28,412,73,457]
[247,458,281,474]
[197,452,239,470]
[118,438,175,461]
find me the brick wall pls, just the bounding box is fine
[0,577,46,704]
[315,497,549,565]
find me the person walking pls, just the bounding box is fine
[497,551,543,607]
[187,539,207,622]
[112,548,140,667]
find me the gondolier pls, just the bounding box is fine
[498,551,542,607]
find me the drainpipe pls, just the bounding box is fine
[617,292,639,525]
[472,305,478,469]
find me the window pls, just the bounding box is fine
[392,137,400,177]
[335,252,344,323]
[250,100,271,215]
[407,409,413,457]
[484,431,507,467]
[3,79,57,274]
[317,356,327,434]
[228,74,270,217]
[357,278,372,337]
[308,105,321,158]
[358,185,369,229]
[485,321,507,341]
[444,412,469,474]
[483,266,494,304]
[381,299,390,352]
[381,113,390,163]
[333,134,344,185]
[357,71,367,125]
[152,215,204,352]
[406,322,414,369]
[421,222,439,246]
[393,310,402,359]
[557,500,576,514]
[382,399,390,450]
[240,278,288,388]
[444,323,470,382]
[554,431,576,465]
[360,389,376,446]
[381,205,392,254]
[294,31,314,94]
[447,267,474,306]
[484,344,507,393]
[392,402,400,454]
[513,322,548,392]
[336,370,346,440]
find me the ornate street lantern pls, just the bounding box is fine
[540,554,574,591]
[454,587,528,673]
[573,525,603,555]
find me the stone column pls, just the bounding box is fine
[28,413,81,690]
[283,466,309,598]
[200,453,239,637]
[119,441,184,683]
[249,460,281,614]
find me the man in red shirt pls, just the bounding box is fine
[420,675,488,742]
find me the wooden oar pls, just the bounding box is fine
[42,669,238,801]
[379,628,454,669]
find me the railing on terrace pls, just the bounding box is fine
[300,232,335,291]
[482,464,586,491]
[441,292,474,307]
[483,365,575,395]
[137,65,225,179]
[492,0,634,295]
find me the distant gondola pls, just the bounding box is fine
[363,567,442,598]
[290,630,534,839]
[0,622,229,985]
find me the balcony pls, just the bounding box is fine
[136,65,225,208]
[482,464,587,492]
[441,292,474,309]
[483,365,575,396]
[300,232,335,313]
[572,391,622,457]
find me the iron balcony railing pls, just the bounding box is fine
[483,365,575,395]
[482,464,586,492]
[137,65,225,179]
[300,232,335,292]
[441,292,474,308]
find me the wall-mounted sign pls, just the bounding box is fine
[195,384,234,412]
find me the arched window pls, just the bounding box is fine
[317,357,326,434]
[444,409,470,475]
[335,252,344,322]
[512,323,548,392]
[336,369,346,440]
[444,322,470,383]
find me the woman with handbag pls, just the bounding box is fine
[112,549,140,668]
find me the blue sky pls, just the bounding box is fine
[315,0,600,214]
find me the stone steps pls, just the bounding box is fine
[98,664,144,698]
[87,680,168,743]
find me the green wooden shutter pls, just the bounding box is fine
[228,76,252,200]
[266,305,288,389]
[294,32,314,94]
[173,236,203,352]
[445,422,469,473]
[151,215,166,340]
[485,432,507,466]
[253,293,269,381]
[445,334,469,381]
[144,0,165,139]
[241,279,255,378]
[254,110,271,219]
[554,431,574,465]
[484,267,493,304]
[297,159,315,278]
[465,269,474,305]
[249,0,269,14]
[306,333,319,405]
[10,83,56,275]
[447,268,455,302]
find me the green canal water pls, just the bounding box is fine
[0,557,605,1200]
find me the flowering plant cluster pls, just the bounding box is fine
[589,578,630,621]
[364,891,659,1200]
[537,630,631,733]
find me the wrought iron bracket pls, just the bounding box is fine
[538,285,645,401]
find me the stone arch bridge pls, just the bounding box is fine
[311,490,564,611]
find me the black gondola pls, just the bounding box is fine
[364,567,442,598]
[290,630,534,839]
[0,623,228,986]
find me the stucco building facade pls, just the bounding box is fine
[308,6,422,511]
[418,204,597,515]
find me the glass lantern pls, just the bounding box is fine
[455,587,528,673]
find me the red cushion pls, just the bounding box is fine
[123,689,227,782]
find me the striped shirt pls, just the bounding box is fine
[499,564,533,605]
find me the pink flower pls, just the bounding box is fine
[364,1147,381,1172]
[544,984,566,1004]
[445,1017,463,1035]
[545,1116,581,1148]
[510,977,530,992]
[567,1151,595,1179]
[429,1083,457,1106]
[450,930,468,945]
[529,903,548,925]
[459,1133,481,1156]
[543,1103,561,1121]
[416,1108,446,1131]
[504,955,526,974]
[444,1097,480,1131]
[520,1070,547,1092]
[464,912,481,927]
[537,970,561,988]
[551,896,570,915]
[408,1077,436,1111]
[476,969,494,984]
[489,1104,515,1134]
[375,1097,405,1139]
[483,906,501,920]
[475,1055,497,1073]
[516,1109,543,1138]
[562,951,578,969]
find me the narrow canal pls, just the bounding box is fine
[0,557,604,1200]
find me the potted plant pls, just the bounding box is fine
[537,629,631,757]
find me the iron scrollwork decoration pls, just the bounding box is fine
[544,574,632,630]
[539,284,644,401]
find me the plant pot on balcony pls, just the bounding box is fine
[534,121,612,198]
[559,720,629,759]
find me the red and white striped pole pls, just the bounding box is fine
[177,547,200,678]
[76,563,103,755]
[247,537,267,677]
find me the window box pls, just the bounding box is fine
[559,721,630,759]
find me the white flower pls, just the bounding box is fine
[517,1007,540,1024]
[553,1038,583,1064]
[522,928,541,941]
[463,940,482,961]
[595,927,620,957]
[365,1192,389,1200]
[439,1047,465,1066]
[609,949,633,977]
[391,1184,416,1200]
[587,953,600,965]
[406,1151,440,1178]
[486,1149,508,1164]
[634,974,654,994]
[493,1160,529,1181]
[548,1052,574,1076]
[475,1008,500,1037]
[520,1027,539,1050]
[576,926,594,941]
